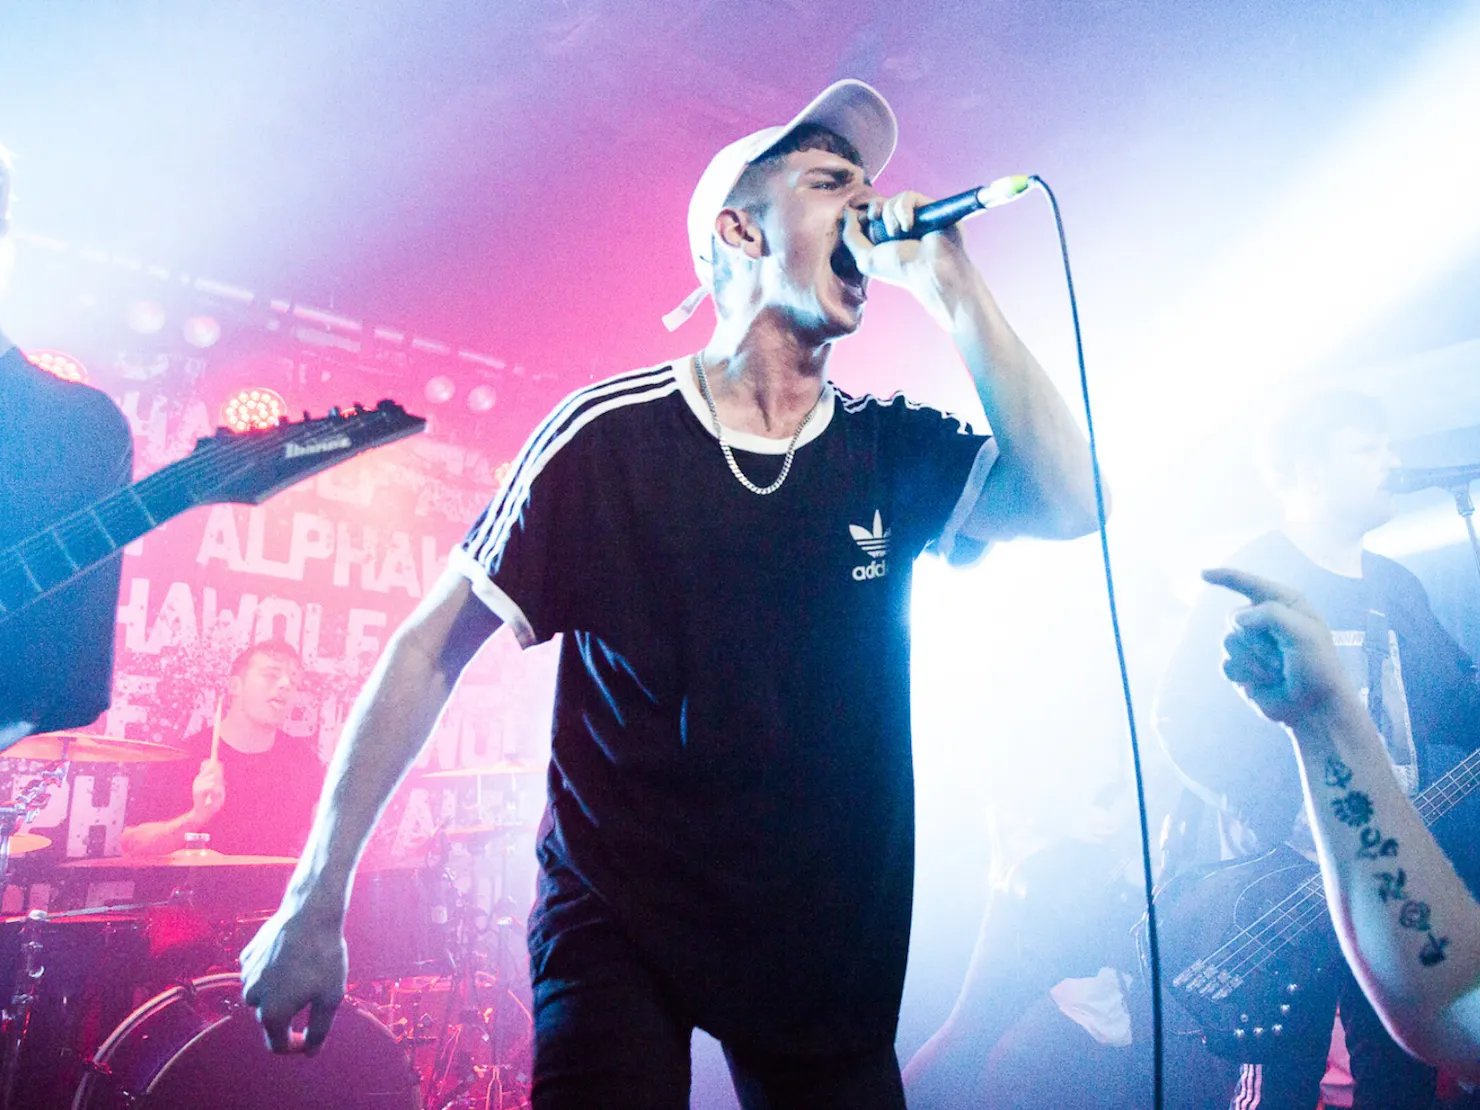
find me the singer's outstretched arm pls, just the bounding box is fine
[843,193,1101,543]
[239,569,501,1053]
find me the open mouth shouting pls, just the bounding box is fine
[830,238,869,304]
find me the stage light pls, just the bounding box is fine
[424,375,456,404]
[125,300,167,334]
[1120,3,1480,469]
[182,315,221,349]
[221,387,288,432]
[467,383,497,413]
[26,349,89,383]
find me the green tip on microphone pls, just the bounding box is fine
[979,175,1034,209]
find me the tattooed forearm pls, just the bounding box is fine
[1325,756,1354,790]
[1322,756,1450,967]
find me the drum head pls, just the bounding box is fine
[148,1008,418,1109]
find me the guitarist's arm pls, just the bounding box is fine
[1207,567,1480,1079]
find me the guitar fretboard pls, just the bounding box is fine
[1254,745,1480,951]
[0,402,420,626]
[0,464,201,618]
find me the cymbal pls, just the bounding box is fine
[444,823,537,843]
[418,759,541,780]
[2,832,51,856]
[61,848,298,870]
[2,732,189,764]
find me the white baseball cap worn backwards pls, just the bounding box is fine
[662,79,898,331]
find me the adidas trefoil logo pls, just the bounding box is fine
[849,510,890,580]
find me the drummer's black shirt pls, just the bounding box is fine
[452,361,995,1053]
[128,727,323,858]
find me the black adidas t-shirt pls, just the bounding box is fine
[454,359,994,1052]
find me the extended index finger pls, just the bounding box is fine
[1201,567,1304,607]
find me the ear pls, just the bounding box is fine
[714,207,766,262]
[227,674,244,700]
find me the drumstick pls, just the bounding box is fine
[210,695,223,765]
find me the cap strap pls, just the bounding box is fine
[662,285,708,332]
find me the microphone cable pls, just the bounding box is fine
[1024,174,1164,1110]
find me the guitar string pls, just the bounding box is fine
[2,410,401,596]
[1190,755,1480,989]
[1227,789,1471,981]
[1216,876,1326,982]
[13,431,336,568]
[1221,759,1480,978]
[1193,873,1324,981]
[1188,765,1479,990]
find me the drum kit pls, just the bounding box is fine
[0,734,545,1110]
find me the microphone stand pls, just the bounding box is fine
[1445,481,1480,586]
[0,764,69,1110]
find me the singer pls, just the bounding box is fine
[240,78,1100,1109]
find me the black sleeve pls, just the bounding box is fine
[1387,564,1480,757]
[0,365,134,734]
[1156,585,1305,850]
[452,404,585,647]
[879,394,996,565]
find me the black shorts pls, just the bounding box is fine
[527,862,906,1110]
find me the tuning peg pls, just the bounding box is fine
[329,406,343,418]
[352,402,366,415]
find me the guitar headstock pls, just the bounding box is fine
[192,400,426,505]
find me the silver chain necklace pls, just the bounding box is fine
[693,352,823,496]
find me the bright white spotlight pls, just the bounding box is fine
[1121,4,1480,472]
[425,375,456,404]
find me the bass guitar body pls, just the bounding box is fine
[1153,846,1340,1061]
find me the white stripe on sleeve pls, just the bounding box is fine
[448,547,538,648]
[934,438,1000,565]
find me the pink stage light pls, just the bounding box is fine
[182,315,222,348]
[26,349,89,383]
[221,387,288,432]
[424,375,456,404]
[467,383,497,413]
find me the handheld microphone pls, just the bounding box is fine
[1386,462,1480,494]
[867,175,1034,244]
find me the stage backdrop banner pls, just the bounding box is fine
[7,344,558,889]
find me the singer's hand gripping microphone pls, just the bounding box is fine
[866,175,1034,243]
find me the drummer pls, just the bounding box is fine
[122,640,322,859]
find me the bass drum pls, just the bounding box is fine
[72,973,422,1110]
[0,912,150,1110]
